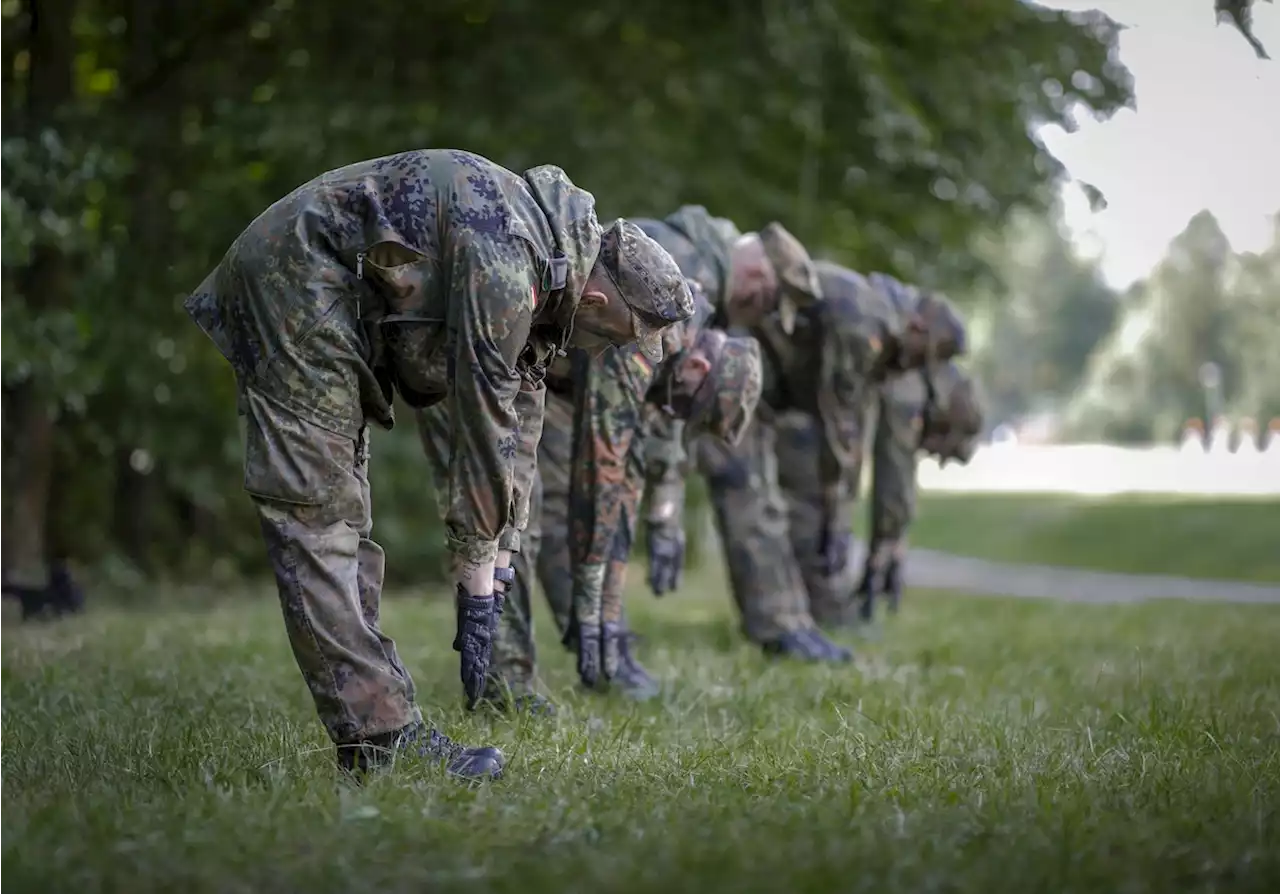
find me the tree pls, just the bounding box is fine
[2,0,1140,585]
[1065,211,1280,443]
[963,206,1120,425]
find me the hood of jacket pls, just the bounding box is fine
[520,164,602,306]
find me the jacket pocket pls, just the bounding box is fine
[241,389,355,508]
[356,240,438,315]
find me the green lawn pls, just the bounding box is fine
[894,493,1280,583]
[4,567,1280,893]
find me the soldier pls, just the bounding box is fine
[856,361,985,620]
[628,208,822,624]
[700,254,969,660]
[416,282,764,711]
[775,359,985,627]
[185,149,692,783]
[1,558,86,622]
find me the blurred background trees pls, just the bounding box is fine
[1,0,1272,589]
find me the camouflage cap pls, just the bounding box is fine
[658,278,716,361]
[867,272,916,317]
[683,331,764,447]
[759,222,822,335]
[916,291,968,361]
[921,362,984,464]
[597,218,695,363]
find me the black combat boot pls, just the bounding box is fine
[762,628,854,663]
[613,631,661,701]
[336,722,504,782]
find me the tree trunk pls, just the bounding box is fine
[1,0,75,583]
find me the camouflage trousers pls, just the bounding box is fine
[416,390,593,695]
[773,410,860,621]
[241,387,422,745]
[700,413,815,642]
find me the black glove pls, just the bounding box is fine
[566,618,622,690]
[856,547,904,621]
[883,556,903,614]
[647,523,686,596]
[855,559,877,622]
[818,522,852,578]
[452,585,503,710]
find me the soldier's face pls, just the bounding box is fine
[728,257,778,326]
[673,339,718,396]
[893,318,932,371]
[571,292,639,354]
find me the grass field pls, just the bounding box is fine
[893,493,1280,583]
[4,565,1279,893]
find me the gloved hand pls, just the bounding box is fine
[856,543,904,621]
[855,559,877,622]
[646,523,686,596]
[564,561,622,690]
[565,617,622,690]
[817,521,852,578]
[883,555,903,614]
[452,585,503,710]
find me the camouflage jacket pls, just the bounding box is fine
[630,206,741,526]
[865,371,927,546]
[547,346,662,571]
[752,259,904,514]
[634,206,740,323]
[187,149,602,563]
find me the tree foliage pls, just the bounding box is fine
[2,0,1141,584]
[964,207,1119,425]
[1065,212,1280,444]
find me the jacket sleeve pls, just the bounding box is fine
[869,375,923,546]
[815,305,878,522]
[568,345,655,569]
[442,229,540,565]
[640,412,688,532]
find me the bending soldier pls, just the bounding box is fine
[630,209,860,661]
[775,358,984,627]
[416,281,764,711]
[854,361,985,620]
[186,149,691,782]
[700,254,968,660]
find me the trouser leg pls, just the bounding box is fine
[244,390,419,744]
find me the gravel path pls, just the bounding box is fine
[906,548,1280,605]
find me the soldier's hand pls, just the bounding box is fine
[818,523,852,578]
[571,620,624,690]
[855,557,877,622]
[574,620,602,689]
[452,587,502,710]
[884,556,904,614]
[646,523,686,596]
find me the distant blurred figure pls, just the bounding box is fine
[1179,418,1206,453]
[1,559,86,622]
[1266,419,1280,453]
[1209,416,1232,453]
[1235,417,1260,454]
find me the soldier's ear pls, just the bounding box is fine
[682,352,712,379]
[579,289,610,309]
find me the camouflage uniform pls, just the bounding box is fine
[698,251,915,657]
[771,267,979,626]
[630,212,847,659]
[417,309,763,706]
[775,370,927,624]
[856,360,984,620]
[186,149,690,770]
